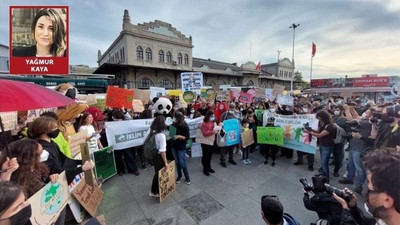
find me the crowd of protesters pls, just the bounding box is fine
[0,90,399,225]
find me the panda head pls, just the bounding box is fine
[152,97,173,115]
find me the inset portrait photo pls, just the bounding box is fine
[10,6,69,74]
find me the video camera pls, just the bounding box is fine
[300,175,353,202]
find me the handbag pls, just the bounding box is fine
[196,128,215,146]
[216,112,229,147]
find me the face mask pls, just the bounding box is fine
[39,150,49,162]
[270,108,276,113]
[219,106,224,110]
[8,204,32,225]
[361,112,367,119]
[336,101,343,105]
[210,116,215,121]
[190,110,195,113]
[244,124,249,128]
[334,111,340,116]
[303,108,308,113]
[47,129,60,139]
[285,107,291,111]
[174,107,179,111]
[229,110,234,114]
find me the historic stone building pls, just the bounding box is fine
[94,10,290,90]
[259,58,293,88]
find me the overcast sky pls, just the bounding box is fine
[1,0,399,79]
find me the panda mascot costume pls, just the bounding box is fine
[151,97,175,160]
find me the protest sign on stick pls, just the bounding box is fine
[0,111,17,131]
[80,143,95,187]
[71,179,103,217]
[241,129,255,148]
[132,99,145,113]
[272,84,285,97]
[133,89,151,102]
[159,160,176,203]
[93,147,116,182]
[68,130,88,158]
[105,86,134,109]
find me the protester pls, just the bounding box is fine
[149,116,169,197]
[215,102,228,124]
[198,100,210,116]
[262,117,278,167]
[0,182,32,225]
[294,103,315,171]
[261,195,300,225]
[200,110,217,176]
[171,111,191,185]
[241,119,252,165]
[219,103,237,167]
[331,105,348,176]
[304,110,335,182]
[78,112,103,152]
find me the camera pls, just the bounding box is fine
[370,117,378,124]
[300,176,353,202]
[386,105,400,117]
[347,120,360,133]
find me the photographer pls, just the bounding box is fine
[333,148,400,225]
[372,104,400,149]
[339,105,374,194]
[302,175,343,225]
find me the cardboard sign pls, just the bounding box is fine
[0,111,17,131]
[133,89,151,102]
[179,94,188,108]
[71,179,104,217]
[132,99,145,113]
[277,95,294,106]
[223,119,241,146]
[93,147,117,182]
[68,173,86,223]
[27,108,57,122]
[256,88,266,98]
[195,129,215,146]
[241,129,255,148]
[105,86,134,109]
[28,172,70,225]
[272,84,285,97]
[341,91,353,98]
[76,95,97,105]
[80,143,95,187]
[183,91,195,103]
[159,160,176,203]
[238,92,253,104]
[68,130,88,158]
[257,127,284,145]
[191,143,203,157]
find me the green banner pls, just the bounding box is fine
[255,109,264,121]
[257,127,284,145]
[93,146,117,182]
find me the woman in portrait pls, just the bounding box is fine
[13,8,67,57]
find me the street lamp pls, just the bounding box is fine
[289,23,300,92]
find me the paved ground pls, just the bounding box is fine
[95,149,365,225]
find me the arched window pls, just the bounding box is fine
[177,53,182,64]
[138,77,154,89]
[184,54,189,65]
[145,48,152,61]
[246,80,254,86]
[166,51,172,64]
[231,82,237,86]
[136,46,143,60]
[219,80,227,85]
[158,50,164,62]
[160,79,174,89]
[207,80,216,86]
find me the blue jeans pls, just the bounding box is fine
[320,146,334,180]
[346,149,366,188]
[172,148,190,179]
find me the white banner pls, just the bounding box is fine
[106,117,204,150]
[263,112,319,154]
[150,87,166,100]
[277,95,294,106]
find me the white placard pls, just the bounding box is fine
[181,72,203,92]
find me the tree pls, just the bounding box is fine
[293,71,310,90]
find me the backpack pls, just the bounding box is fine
[143,130,158,160]
[333,123,346,144]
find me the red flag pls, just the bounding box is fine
[312,42,316,57]
[255,61,261,70]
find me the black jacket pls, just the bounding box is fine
[340,206,376,225]
[303,192,343,225]
[171,122,190,150]
[38,139,82,184]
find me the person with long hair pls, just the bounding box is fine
[28,116,94,184]
[171,111,191,184]
[13,8,67,57]
[149,116,169,197]
[304,110,336,182]
[0,182,31,225]
[78,112,103,153]
[0,139,59,198]
[200,110,217,176]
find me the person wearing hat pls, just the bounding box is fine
[261,195,300,225]
[219,103,238,167]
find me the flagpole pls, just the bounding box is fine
[310,54,313,82]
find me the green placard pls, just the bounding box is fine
[183,91,195,103]
[257,127,284,145]
[255,109,264,121]
[186,138,193,149]
[93,146,117,182]
[169,125,177,138]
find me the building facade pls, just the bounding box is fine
[0,44,9,72]
[94,9,292,90]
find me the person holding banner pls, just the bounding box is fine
[219,103,238,167]
[149,116,169,197]
[199,111,217,176]
[293,105,315,171]
[171,112,191,185]
[78,113,103,153]
[303,110,336,182]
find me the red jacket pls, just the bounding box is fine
[200,121,215,137]
[215,102,228,124]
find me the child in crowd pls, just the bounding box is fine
[263,117,278,166]
[241,119,252,165]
